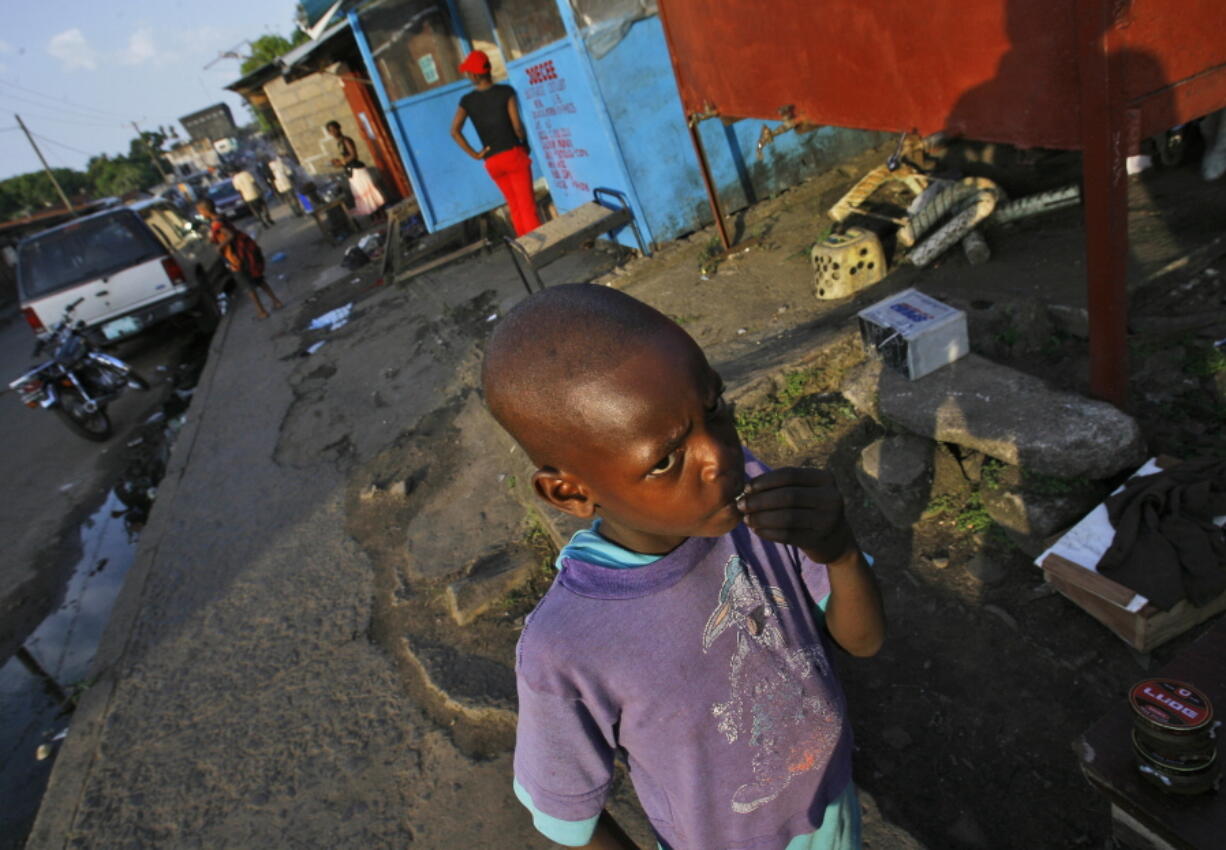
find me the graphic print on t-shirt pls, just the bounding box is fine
[702,555,842,814]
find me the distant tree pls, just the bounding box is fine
[0,169,91,220]
[86,155,144,197]
[0,131,169,219]
[240,30,309,76]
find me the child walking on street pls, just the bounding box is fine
[196,199,284,320]
[482,284,886,850]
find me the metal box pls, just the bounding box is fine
[856,288,968,380]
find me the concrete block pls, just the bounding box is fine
[981,467,1105,556]
[840,358,884,423]
[931,442,973,498]
[872,354,1144,480]
[855,435,934,529]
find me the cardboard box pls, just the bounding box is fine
[1036,458,1226,652]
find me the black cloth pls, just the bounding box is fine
[1096,459,1226,610]
[459,84,523,157]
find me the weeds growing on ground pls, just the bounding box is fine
[1185,343,1226,377]
[923,489,992,533]
[734,367,854,443]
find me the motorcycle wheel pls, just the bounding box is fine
[126,370,150,391]
[55,392,112,441]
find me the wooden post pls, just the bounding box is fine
[1076,0,1130,409]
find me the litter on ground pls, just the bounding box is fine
[307,303,353,332]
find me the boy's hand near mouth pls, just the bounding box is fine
[736,467,856,565]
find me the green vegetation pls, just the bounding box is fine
[734,367,858,444]
[923,490,992,533]
[240,32,310,75]
[1024,471,1082,496]
[0,128,174,221]
[1185,344,1226,377]
[954,492,993,533]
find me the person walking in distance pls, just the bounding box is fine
[232,167,274,228]
[268,155,303,216]
[449,50,541,237]
[196,199,284,320]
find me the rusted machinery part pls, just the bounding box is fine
[828,132,943,223]
[908,188,999,267]
[899,177,1003,247]
[992,184,1080,223]
[829,162,926,222]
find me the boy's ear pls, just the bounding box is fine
[532,467,596,518]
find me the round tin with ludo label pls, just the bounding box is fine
[1128,679,1220,795]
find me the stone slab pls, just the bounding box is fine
[847,355,1145,480]
[855,434,934,529]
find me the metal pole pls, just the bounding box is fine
[15,114,76,215]
[132,121,170,182]
[1076,0,1129,409]
[687,119,731,251]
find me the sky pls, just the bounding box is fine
[0,0,304,182]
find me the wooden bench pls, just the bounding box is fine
[504,187,649,293]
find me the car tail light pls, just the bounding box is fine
[162,256,187,285]
[22,307,45,335]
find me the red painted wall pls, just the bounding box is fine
[658,0,1226,150]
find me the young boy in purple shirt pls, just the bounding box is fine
[482,284,886,849]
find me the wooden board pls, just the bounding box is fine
[1043,564,1226,653]
[512,201,630,267]
[1077,618,1226,849]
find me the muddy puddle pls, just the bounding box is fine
[0,333,208,849]
[0,490,134,847]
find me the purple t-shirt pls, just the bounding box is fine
[513,517,853,850]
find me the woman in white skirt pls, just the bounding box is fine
[326,120,385,218]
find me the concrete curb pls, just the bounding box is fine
[27,309,238,849]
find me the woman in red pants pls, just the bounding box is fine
[449,50,542,237]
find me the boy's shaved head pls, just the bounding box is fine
[482,284,696,466]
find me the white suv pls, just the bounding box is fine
[16,199,226,343]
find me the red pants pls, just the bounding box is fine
[484,146,541,236]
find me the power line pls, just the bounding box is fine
[0,77,136,121]
[0,92,123,127]
[31,131,97,160]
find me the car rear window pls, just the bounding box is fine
[17,211,165,299]
[208,181,235,199]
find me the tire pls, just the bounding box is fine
[126,370,150,391]
[54,392,112,441]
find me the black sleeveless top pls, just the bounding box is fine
[459,85,522,156]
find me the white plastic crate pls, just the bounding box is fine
[856,288,968,380]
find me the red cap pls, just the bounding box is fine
[458,50,491,75]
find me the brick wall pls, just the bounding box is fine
[264,64,370,177]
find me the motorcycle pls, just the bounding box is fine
[7,298,150,441]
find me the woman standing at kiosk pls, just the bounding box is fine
[449,50,541,236]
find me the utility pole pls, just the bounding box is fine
[132,121,170,182]
[15,114,76,215]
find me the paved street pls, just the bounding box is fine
[23,210,624,848]
[0,304,189,663]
